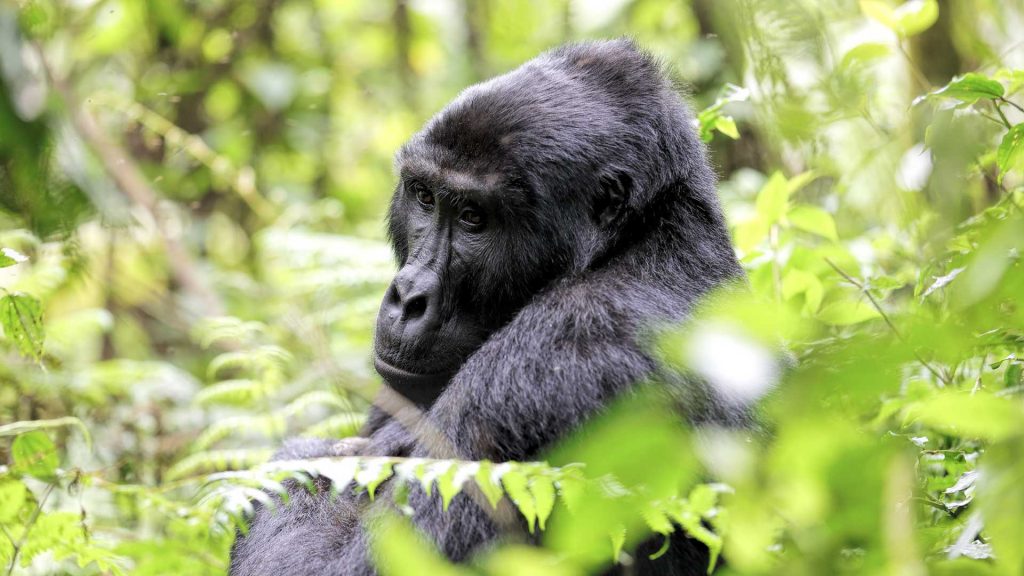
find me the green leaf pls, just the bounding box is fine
[859,0,894,27]
[555,467,586,514]
[477,545,583,576]
[474,461,506,509]
[436,463,476,512]
[0,248,27,269]
[687,484,720,517]
[370,513,475,576]
[755,172,790,223]
[997,124,1024,181]
[0,292,44,361]
[782,270,825,314]
[0,480,28,523]
[787,204,838,241]
[501,467,537,533]
[12,431,59,480]
[892,0,938,36]
[922,73,1006,105]
[733,217,771,253]
[840,43,890,69]
[817,300,881,326]
[641,504,673,535]
[714,116,739,140]
[904,392,1024,441]
[355,459,393,501]
[529,474,557,531]
[861,0,938,37]
[609,525,626,565]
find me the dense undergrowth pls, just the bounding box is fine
[1,1,1023,574]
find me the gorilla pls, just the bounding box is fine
[230,39,745,575]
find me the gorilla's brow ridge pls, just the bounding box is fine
[400,159,506,202]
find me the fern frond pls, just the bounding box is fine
[207,345,292,380]
[166,448,273,481]
[299,412,366,438]
[192,415,287,452]
[278,390,352,419]
[192,317,268,349]
[194,379,268,406]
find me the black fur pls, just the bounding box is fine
[230,39,744,575]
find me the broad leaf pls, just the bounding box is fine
[920,73,1005,105]
[787,204,838,241]
[997,124,1024,181]
[0,292,44,361]
[0,248,27,269]
[12,431,59,480]
[817,300,881,326]
[0,480,27,523]
[502,468,538,533]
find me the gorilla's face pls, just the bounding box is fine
[373,153,584,405]
[372,53,645,405]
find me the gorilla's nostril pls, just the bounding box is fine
[386,285,401,306]
[403,295,428,320]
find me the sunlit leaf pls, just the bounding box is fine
[0,292,44,361]
[904,393,1024,441]
[355,459,394,501]
[919,73,1006,105]
[0,480,28,523]
[502,468,537,533]
[755,172,790,223]
[840,43,890,69]
[12,431,58,480]
[892,0,939,36]
[370,512,473,576]
[477,544,583,576]
[0,248,27,268]
[861,0,938,37]
[530,474,557,531]
[474,461,506,509]
[714,116,739,139]
[787,204,838,241]
[817,299,881,325]
[997,124,1024,181]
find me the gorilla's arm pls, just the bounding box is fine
[345,284,663,572]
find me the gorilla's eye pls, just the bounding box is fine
[415,187,435,208]
[460,207,484,229]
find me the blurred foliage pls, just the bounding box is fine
[1,0,1023,574]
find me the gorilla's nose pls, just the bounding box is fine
[383,265,441,337]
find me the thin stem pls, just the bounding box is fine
[770,224,782,303]
[825,258,952,386]
[31,41,224,318]
[998,96,1024,114]
[6,483,55,576]
[993,103,1013,130]
[978,111,1008,128]
[897,41,931,92]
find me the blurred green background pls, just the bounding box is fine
[1,0,1023,574]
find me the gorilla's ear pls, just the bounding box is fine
[595,172,632,228]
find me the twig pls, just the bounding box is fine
[825,258,951,386]
[896,42,931,93]
[998,96,1024,115]
[993,103,1013,130]
[32,43,224,318]
[94,94,276,224]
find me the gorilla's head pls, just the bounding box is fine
[373,40,714,405]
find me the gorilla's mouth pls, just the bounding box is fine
[373,355,453,408]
